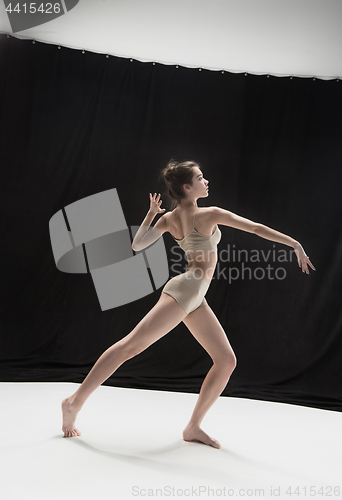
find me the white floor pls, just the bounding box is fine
[0,382,341,500]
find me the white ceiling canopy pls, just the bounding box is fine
[1,0,341,80]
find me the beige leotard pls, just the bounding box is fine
[161,207,221,314]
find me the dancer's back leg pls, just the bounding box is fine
[62,293,187,437]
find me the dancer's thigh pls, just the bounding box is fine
[119,293,187,356]
[182,303,237,366]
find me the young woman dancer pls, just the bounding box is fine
[62,160,315,448]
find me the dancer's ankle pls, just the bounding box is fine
[69,394,84,409]
[186,420,201,430]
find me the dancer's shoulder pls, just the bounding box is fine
[210,206,259,233]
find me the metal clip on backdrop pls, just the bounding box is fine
[49,188,169,311]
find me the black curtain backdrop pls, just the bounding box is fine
[1,34,342,412]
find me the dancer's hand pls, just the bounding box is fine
[149,193,166,215]
[294,242,316,274]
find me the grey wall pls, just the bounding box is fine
[0,0,341,79]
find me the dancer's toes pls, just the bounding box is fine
[209,437,221,449]
[63,427,81,438]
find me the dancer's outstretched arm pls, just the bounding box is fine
[211,206,316,274]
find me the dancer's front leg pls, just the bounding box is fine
[182,361,235,448]
[182,303,237,449]
[61,293,187,437]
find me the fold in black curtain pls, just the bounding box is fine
[1,34,342,411]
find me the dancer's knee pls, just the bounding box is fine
[214,352,237,375]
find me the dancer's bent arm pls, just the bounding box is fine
[132,193,167,251]
[210,206,316,274]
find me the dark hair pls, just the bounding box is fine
[159,159,200,210]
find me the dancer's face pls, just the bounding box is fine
[189,166,209,198]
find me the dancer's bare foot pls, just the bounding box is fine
[183,423,221,449]
[61,397,82,437]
